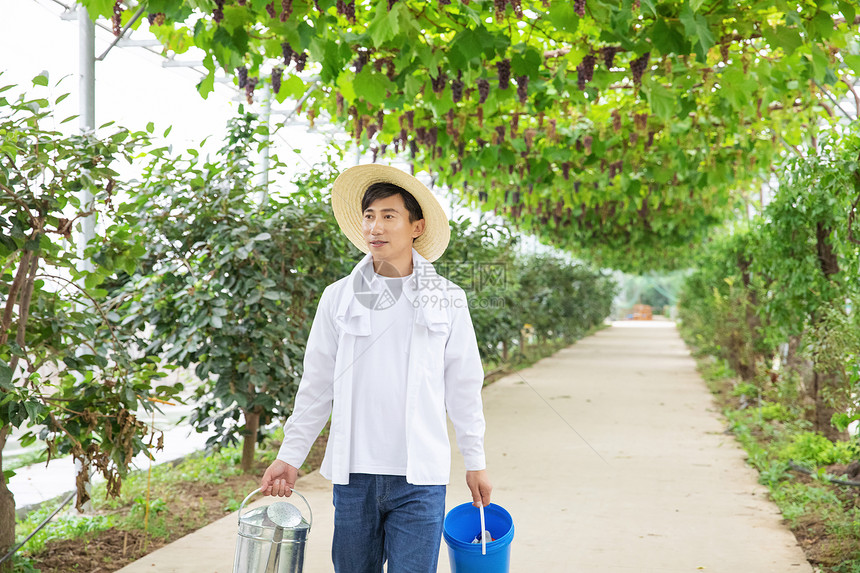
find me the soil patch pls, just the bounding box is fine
[29,467,264,573]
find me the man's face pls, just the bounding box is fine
[362,193,425,262]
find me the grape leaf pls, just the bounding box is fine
[643,79,676,121]
[837,1,856,26]
[353,68,388,106]
[547,1,579,35]
[679,5,715,55]
[844,55,860,77]
[367,1,401,47]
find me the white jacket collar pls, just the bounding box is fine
[334,247,449,336]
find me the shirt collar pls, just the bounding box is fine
[335,248,449,335]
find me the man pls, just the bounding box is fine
[260,164,492,572]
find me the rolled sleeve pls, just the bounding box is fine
[443,290,487,471]
[276,285,337,469]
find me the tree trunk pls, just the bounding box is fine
[813,370,848,441]
[0,426,16,572]
[812,222,846,441]
[241,408,261,473]
[501,340,508,363]
[784,334,815,412]
[735,254,766,381]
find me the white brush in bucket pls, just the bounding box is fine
[470,502,492,555]
[479,503,486,555]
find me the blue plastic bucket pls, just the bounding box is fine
[442,503,514,573]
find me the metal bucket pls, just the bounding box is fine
[233,488,313,573]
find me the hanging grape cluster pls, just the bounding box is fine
[337,0,356,23]
[510,0,523,18]
[431,71,447,94]
[281,0,293,21]
[583,135,593,154]
[477,78,490,104]
[354,50,370,73]
[213,0,225,23]
[523,128,536,149]
[245,77,258,104]
[630,52,650,86]
[112,0,123,36]
[452,75,464,103]
[387,0,398,10]
[237,66,249,89]
[497,59,511,90]
[282,42,294,66]
[494,0,523,20]
[493,0,506,20]
[271,67,283,94]
[146,12,165,26]
[494,125,505,145]
[574,0,586,17]
[295,52,308,72]
[600,46,618,69]
[265,2,276,18]
[371,57,395,79]
[611,109,621,132]
[576,54,595,90]
[516,75,528,104]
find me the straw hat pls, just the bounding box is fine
[331,164,451,262]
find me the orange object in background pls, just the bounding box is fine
[632,304,652,320]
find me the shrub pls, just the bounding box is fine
[777,432,857,467]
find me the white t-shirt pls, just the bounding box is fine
[348,270,415,475]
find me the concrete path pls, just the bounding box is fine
[117,321,811,573]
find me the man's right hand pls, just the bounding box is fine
[260,459,298,497]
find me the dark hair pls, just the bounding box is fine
[361,182,424,223]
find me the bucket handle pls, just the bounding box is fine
[238,487,313,531]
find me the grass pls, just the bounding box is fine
[6,449,51,473]
[687,352,860,571]
[13,497,114,557]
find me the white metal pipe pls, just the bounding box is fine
[258,83,271,204]
[78,3,95,273]
[76,2,96,513]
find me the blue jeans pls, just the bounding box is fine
[332,473,447,573]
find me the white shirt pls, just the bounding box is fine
[276,248,486,485]
[349,271,414,475]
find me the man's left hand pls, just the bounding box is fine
[466,469,493,508]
